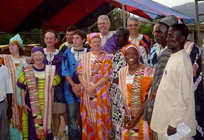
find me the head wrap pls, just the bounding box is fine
[9,34,24,48]
[122,44,141,56]
[31,46,44,55]
[87,33,101,45]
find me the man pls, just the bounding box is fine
[0,61,13,140]
[97,15,115,46]
[127,17,151,54]
[148,16,177,67]
[59,25,78,52]
[151,24,197,140]
[144,15,177,124]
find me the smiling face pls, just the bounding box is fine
[72,34,84,48]
[90,37,102,52]
[125,47,139,66]
[32,51,45,65]
[127,19,140,35]
[97,17,110,35]
[44,32,58,48]
[9,42,20,55]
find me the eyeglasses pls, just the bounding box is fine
[127,24,138,27]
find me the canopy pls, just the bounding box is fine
[0,0,194,32]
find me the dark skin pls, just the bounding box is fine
[166,27,186,136]
[115,30,129,50]
[153,23,168,48]
[167,27,185,53]
[124,47,147,129]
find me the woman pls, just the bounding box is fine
[62,30,89,140]
[77,33,112,140]
[0,34,27,140]
[17,46,60,140]
[103,28,129,140]
[119,46,154,140]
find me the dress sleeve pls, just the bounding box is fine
[53,74,61,86]
[17,71,27,90]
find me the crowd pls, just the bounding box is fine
[0,14,204,140]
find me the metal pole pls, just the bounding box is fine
[195,0,200,46]
[122,4,126,27]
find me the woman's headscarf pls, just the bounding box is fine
[87,33,101,45]
[9,34,24,48]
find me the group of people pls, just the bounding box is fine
[0,14,203,140]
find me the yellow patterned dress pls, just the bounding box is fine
[119,65,154,140]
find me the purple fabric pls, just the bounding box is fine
[102,34,119,54]
[31,46,44,54]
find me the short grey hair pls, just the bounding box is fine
[97,15,110,24]
[127,16,139,23]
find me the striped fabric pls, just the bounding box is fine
[119,66,154,140]
[17,65,60,139]
[77,52,112,140]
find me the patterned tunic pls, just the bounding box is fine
[109,50,126,140]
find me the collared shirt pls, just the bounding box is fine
[148,43,167,67]
[0,65,13,102]
[151,49,197,136]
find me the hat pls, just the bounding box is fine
[87,33,101,45]
[159,15,178,27]
[9,34,24,48]
[31,46,44,54]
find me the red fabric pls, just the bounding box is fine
[111,1,151,19]
[42,0,107,31]
[0,0,43,32]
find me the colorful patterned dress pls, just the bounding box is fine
[77,52,112,140]
[17,65,60,140]
[119,65,154,140]
[1,55,26,140]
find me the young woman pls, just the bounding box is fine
[1,34,27,140]
[119,46,154,140]
[77,33,112,140]
[17,47,60,140]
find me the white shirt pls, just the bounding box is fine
[44,48,59,64]
[151,49,197,136]
[0,65,13,102]
[71,47,88,62]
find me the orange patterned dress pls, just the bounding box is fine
[119,65,154,140]
[77,52,112,140]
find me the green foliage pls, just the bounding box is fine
[139,23,153,38]
[0,33,13,45]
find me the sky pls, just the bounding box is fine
[153,0,194,7]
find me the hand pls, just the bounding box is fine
[72,84,82,97]
[192,64,198,77]
[167,125,177,136]
[125,120,136,130]
[22,103,31,113]
[86,84,96,96]
[7,107,12,120]
[26,57,33,64]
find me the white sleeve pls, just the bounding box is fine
[4,67,14,94]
